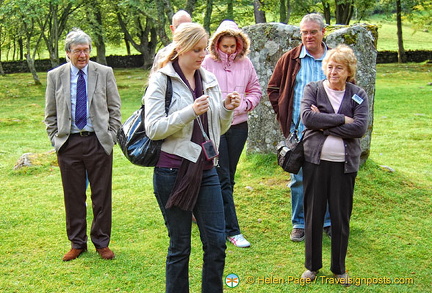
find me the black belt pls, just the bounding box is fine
[71,131,94,137]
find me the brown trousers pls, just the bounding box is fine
[57,134,113,249]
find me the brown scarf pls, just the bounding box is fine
[165,61,207,211]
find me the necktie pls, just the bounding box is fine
[75,70,87,129]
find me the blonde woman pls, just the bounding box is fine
[144,23,240,293]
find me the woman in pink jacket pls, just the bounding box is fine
[202,20,262,248]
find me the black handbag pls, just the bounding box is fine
[117,76,172,167]
[276,117,304,174]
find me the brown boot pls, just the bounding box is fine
[63,248,86,261]
[96,247,115,260]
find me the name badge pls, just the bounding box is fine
[352,94,364,104]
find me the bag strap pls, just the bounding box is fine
[164,76,172,115]
[141,75,172,114]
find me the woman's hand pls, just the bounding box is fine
[345,116,354,124]
[193,95,210,116]
[224,91,241,110]
[311,104,320,113]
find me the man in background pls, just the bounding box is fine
[150,10,192,75]
[267,13,331,242]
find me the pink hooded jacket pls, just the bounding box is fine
[202,20,262,126]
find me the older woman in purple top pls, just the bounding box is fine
[300,44,368,286]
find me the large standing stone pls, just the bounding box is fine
[243,23,377,164]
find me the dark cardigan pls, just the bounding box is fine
[301,80,369,173]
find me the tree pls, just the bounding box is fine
[115,0,159,69]
[253,0,266,23]
[396,0,407,62]
[335,0,355,24]
[37,0,82,68]
[203,0,213,32]
[405,0,432,32]
[279,0,291,24]
[185,0,197,15]
[322,0,331,24]
[0,17,5,75]
[380,0,427,63]
[1,0,44,84]
[85,1,108,65]
[227,0,234,20]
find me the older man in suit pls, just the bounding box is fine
[44,28,121,261]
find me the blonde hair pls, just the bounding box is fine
[158,23,208,69]
[322,44,357,83]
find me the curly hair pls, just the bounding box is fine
[322,44,357,83]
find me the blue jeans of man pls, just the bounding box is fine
[216,122,248,237]
[154,167,226,293]
[289,167,331,229]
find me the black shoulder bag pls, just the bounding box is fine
[276,116,305,174]
[117,76,172,167]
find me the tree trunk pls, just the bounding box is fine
[203,0,213,33]
[322,1,331,24]
[253,0,266,23]
[91,5,107,65]
[25,54,41,85]
[155,0,170,46]
[185,0,197,16]
[280,0,287,23]
[124,36,131,55]
[396,0,406,63]
[286,0,291,23]
[0,61,5,76]
[18,38,24,60]
[95,41,107,65]
[227,0,234,20]
[335,0,354,24]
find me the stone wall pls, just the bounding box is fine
[242,23,377,163]
[377,50,432,63]
[1,55,145,74]
[1,50,430,74]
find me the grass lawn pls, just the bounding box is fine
[365,15,432,51]
[0,63,430,292]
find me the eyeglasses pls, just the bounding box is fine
[300,30,320,36]
[70,49,91,55]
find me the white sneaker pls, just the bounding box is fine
[227,234,251,248]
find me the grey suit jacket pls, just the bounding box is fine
[44,61,122,155]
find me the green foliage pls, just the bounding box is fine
[0,64,430,292]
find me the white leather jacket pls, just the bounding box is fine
[143,62,233,163]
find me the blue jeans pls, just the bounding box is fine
[216,122,248,237]
[289,168,331,229]
[154,167,226,293]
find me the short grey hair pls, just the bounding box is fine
[300,13,326,29]
[64,28,92,52]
